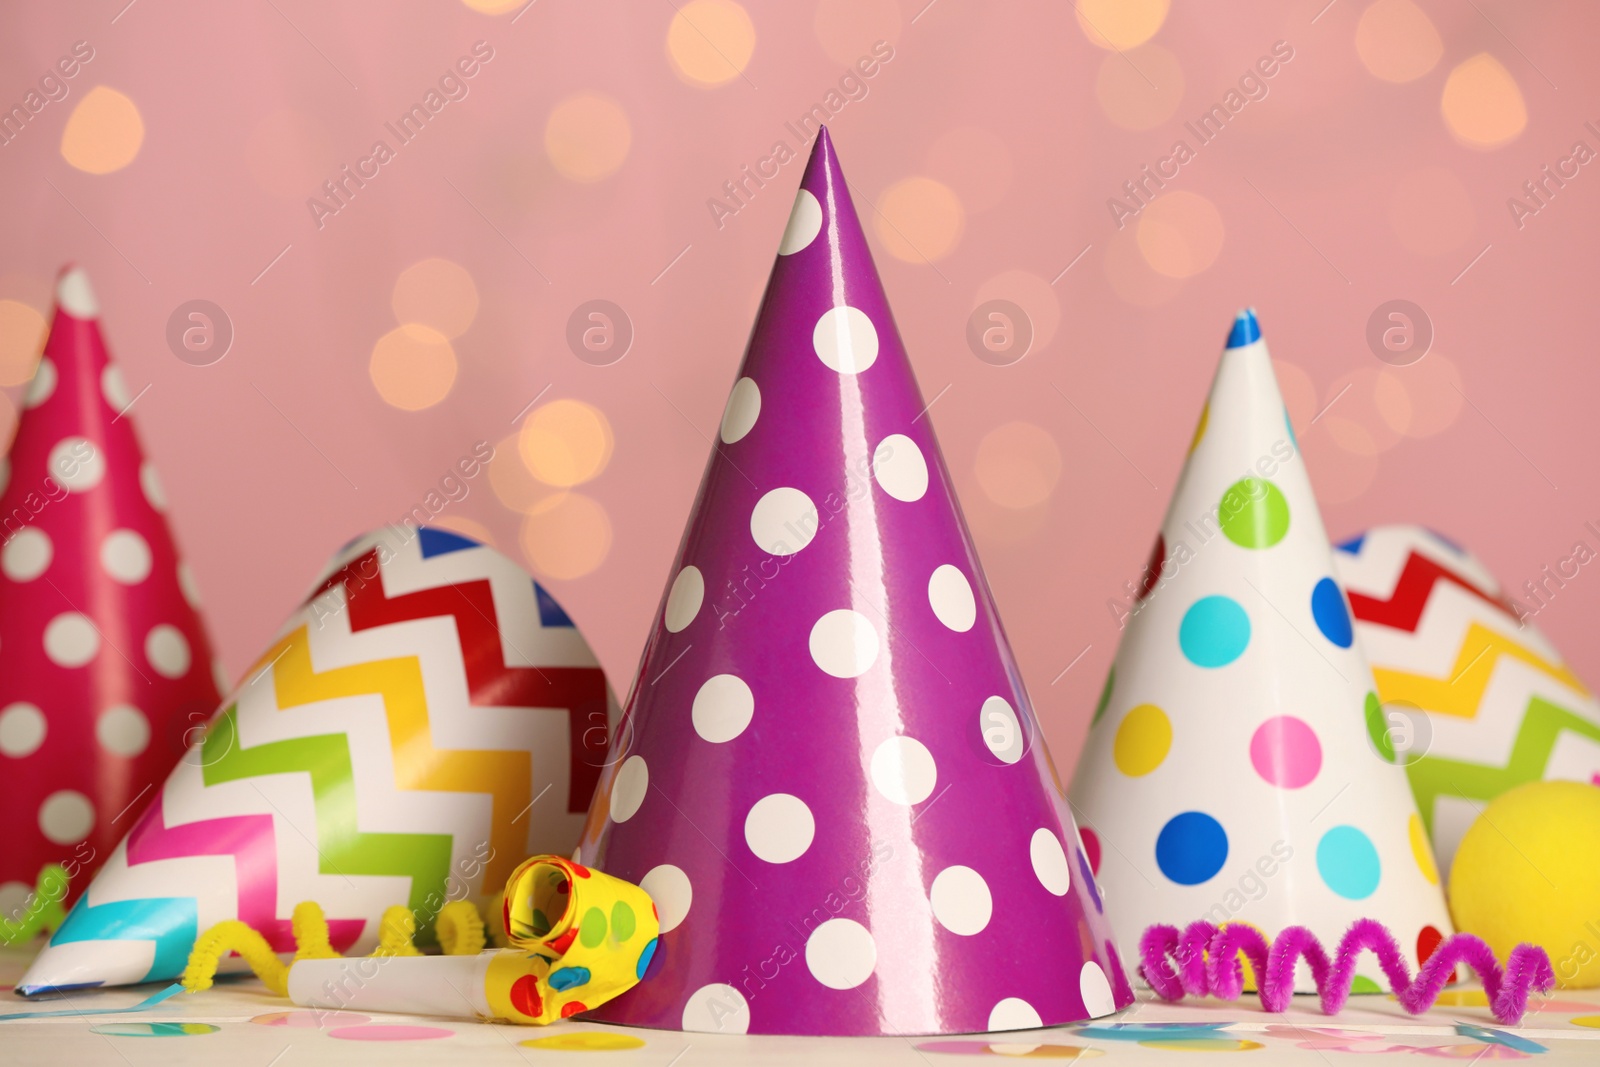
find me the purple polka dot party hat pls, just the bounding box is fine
[1068,310,1454,991]
[572,128,1131,1036]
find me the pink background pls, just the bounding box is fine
[1,0,1594,776]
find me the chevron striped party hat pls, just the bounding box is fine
[569,129,1130,1037]
[0,267,223,931]
[1069,311,1454,992]
[17,525,619,994]
[1335,524,1600,881]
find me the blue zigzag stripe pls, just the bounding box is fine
[24,896,197,993]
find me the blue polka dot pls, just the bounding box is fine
[635,937,659,980]
[1311,577,1353,648]
[1317,826,1381,900]
[548,965,591,992]
[1179,596,1251,668]
[1155,812,1229,885]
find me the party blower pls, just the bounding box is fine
[569,127,1131,1037]
[277,856,659,1023]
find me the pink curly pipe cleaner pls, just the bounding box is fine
[1139,918,1554,1026]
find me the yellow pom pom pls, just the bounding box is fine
[1449,780,1600,989]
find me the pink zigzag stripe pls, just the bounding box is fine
[126,793,366,952]
[1139,918,1554,1026]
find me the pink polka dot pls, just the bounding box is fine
[329,1025,454,1041]
[1249,715,1321,788]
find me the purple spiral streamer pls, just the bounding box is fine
[1139,918,1554,1026]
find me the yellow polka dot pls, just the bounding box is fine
[1076,0,1168,51]
[1096,43,1185,131]
[545,94,631,183]
[519,399,614,488]
[522,1031,647,1050]
[60,86,144,174]
[392,259,479,339]
[462,0,522,11]
[1136,192,1225,279]
[1188,403,1209,454]
[1103,225,1184,307]
[0,299,47,386]
[521,492,612,579]
[874,177,965,264]
[1431,990,1490,1007]
[1409,813,1439,885]
[1572,1015,1600,1028]
[974,422,1062,510]
[1356,0,1442,83]
[1137,1039,1264,1052]
[370,324,457,411]
[667,0,756,87]
[1113,704,1171,777]
[1441,54,1526,149]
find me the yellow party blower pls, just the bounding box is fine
[186,856,659,1025]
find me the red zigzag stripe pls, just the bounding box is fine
[1348,551,1516,635]
[312,551,611,814]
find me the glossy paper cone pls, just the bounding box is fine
[0,268,223,910]
[572,129,1130,1036]
[17,526,618,994]
[1069,312,1454,991]
[1336,524,1600,880]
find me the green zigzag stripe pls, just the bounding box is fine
[202,706,455,938]
[1408,695,1600,837]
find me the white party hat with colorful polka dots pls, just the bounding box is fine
[1068,310,1455,992]
[0,266,224,917]
[569,128,1132,1036]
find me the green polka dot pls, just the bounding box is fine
[611,900,637,942]
[530,909,551,937]
[1364,692,1395,763]
[1092,668,1116,726]
[1218,478,1289,549]
[579,906,607,948]
[1350,974,1383,995]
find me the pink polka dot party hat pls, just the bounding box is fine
[570,128,1131,1037]
[1,267,223,917]
[1068,311,1455,991]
